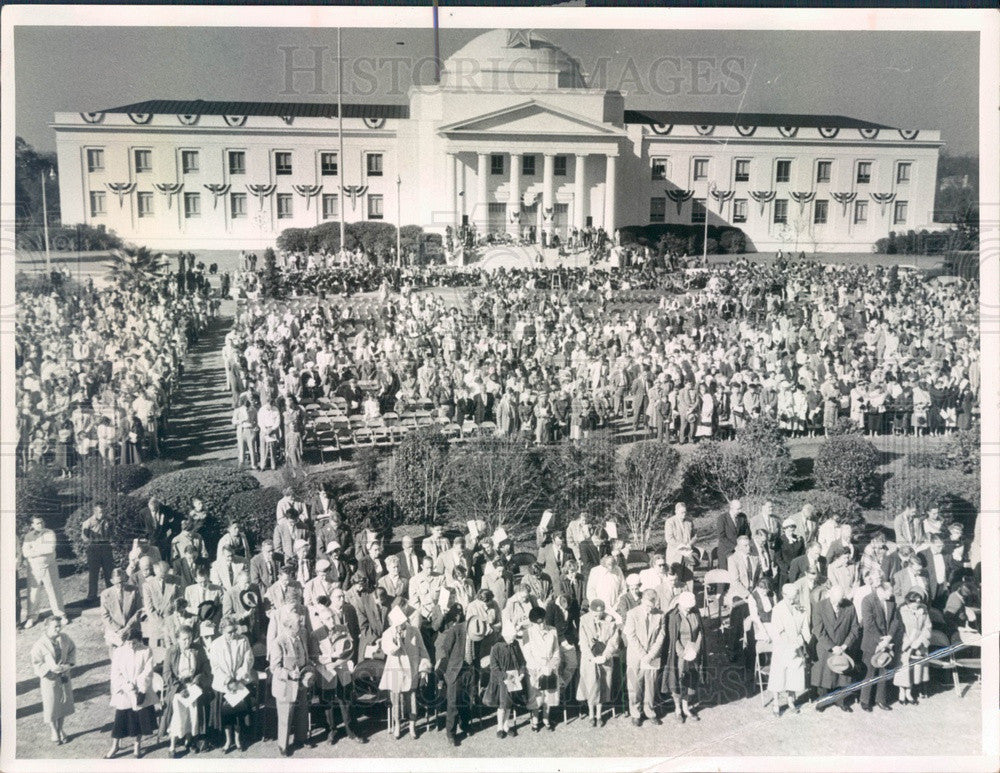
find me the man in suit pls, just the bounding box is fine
[421,525,450,565]
[141,496,175,559]
[623,589,665,725]
[717,499,751,570]
[171,543,200,591]
[577,531,606,583]
[100,567,141,654]
[356,587,391,660]
[395,535,423,583]
[308,599,366,745]
[211,543,249,592]
[170,518,206,562]
[751,528,778,581]
[357,540,386,591]
[811,584,860,712]
[537,532,573,596]
[893,506,924,550]
[434,605,475,746]
[859,581,903,711]
[141,559,178,652]
[272,510,300,564]
[919,532,957,609]
[788,541,827,585]
[249,539,281,594]
[215,520,252,563]
[80,504,115,603]
[435,534,471,578]
[664,502,696,568]
[725,535,761,660]
[565,512,591,563]
[774,519,805,588]
[21,515,67,627]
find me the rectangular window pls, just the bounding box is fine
[274,152,292,176]
[854,200,868,223]
[896,162,911,184]
[856,161,872,184]
[366,153,383,177]
[86,148,104,173]
[89,191,106,216]
[322,194,339,219]
[228,151,246,175]
[691,198,706,224]
[230,193,247,219]
[814,199,829,224]
[183,192,200,218]
[321,152,338,176]
[893,200,908,225]
[649,197,666,224]
[816,161,832,184]
[553,156,567,176]
[276,193,293,219]
[773,199,788,224]
[134,149,152,173]
[137,192,153,218]
[693,158,708,181]
[733,198,747,223]
[490,154,504,175]
[368,193,384,219]
[181,150,199,174]
[522,155,536,176]
[651,157,668,181]
[775,160,791,183]
[734,159,750,183]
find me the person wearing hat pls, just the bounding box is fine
[106,625,157,759]
[100,567,142,656]
[810,584,859,713]
[309,604,367,746]
[662,591,705,723]
[270,606,313,755]
[483,624,526,738]
[434,604,478,746]
[160,623,212,756]
[859,581,903,712]
[774,519,805,589]
[623,588,666,726]
[767,583,811,716]
[576,598,619,726]
[379,603,432,740]
[893,589,932,704]
[184,564,222,642]
[522,605,562,732]
[30,616,76,746]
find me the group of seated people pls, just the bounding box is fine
[15,275,212,475]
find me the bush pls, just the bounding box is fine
[881,471,950,516]
[390,428,451,528]
[64,494,148,569]
[539,433,616,526]
[78,460,153,502]
[353,446,382,491]
[943,426,980,476]
[340,490,395,545]
[613,440,684,550]
[906,451,951,470]
[16,467,61,537]
[808,490,865,532]
[813,433,880,505]
[222,487,285,549]
[689,417,794,503]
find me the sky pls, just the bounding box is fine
[13,26,979,154]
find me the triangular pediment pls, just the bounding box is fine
[438,100,623,137]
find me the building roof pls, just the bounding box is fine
[99,99,410,119]
[623,109,893,130]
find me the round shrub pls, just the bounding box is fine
[340,490,395,545]
[808,490,865,531]
[943,427,980,476]
[881,471,949,516]
[813,433,880,505]
[222,487,284,549]
[906,451,951,470]
[78,459,153,501]
[16,467,61,537]
[64,494,148,569]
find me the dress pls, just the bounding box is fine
[767,599,810,694]
[482,640,525,710]
[576,613,619,703]
[695,392,716,438]
[30,633,75,723]
[661,608,706,697]
[109,642,157,738]
[893,605,931,687]
[521,624,561,709]
[378,624,431,694]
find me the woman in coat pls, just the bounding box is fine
[810,584,860,710]
[106,626,157,759]
[483,629,526,738]
[893,589,932,703]
[767,583,811,716]
[576,599,619,726]
[160,624,212,757]
[30,616,75,745]
[207,616,256,753]
[270,610,312,755]
[379,608,432,740]
[662,592,706,723]
[521,606,561,732]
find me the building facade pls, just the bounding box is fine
[53,29,942,252]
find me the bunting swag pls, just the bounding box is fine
[735,125,757,136]
[203,183,232,209]
[789,191,816,213]
[818,127,839,139]
[858,127,880,139]
[650,123,672,135]
[694,125,715,136]
[224,115,247,127]
[710,189,735,211]
[749,190,776,215]
[543,206,555,224]
[664,189,694,214]
[292,184,324,210]
[105,182,136,207]
[341,184,369,212]
[128,113,152,125]
[830,191,857,216]
[898,129,919,140]
[870,191,896,216]
[153,182,184,208]
[281,116,295,125]
[778,126,798,138]
[80,112,104,124]
[363,117,387,129]
[246,183,277,209]
[177,114,199,125]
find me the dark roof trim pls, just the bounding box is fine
[101,99,410,119]
[624,110,893,130]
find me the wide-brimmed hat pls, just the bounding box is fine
[827,652,855,674]
[468,616,491,642]
[871,648,893,669]
[239,589,261,609]
[198,600,220,622]
[328,630,354,661]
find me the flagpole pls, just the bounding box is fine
[338,27,346,260]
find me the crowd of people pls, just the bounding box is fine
[221,258,977,468]
[24,487,980,756]
[14,272,213,476]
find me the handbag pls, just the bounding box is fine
[537,672,557,691]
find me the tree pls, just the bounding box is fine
[690,417,794,503]
[539,433,616,526]
[260,247,280,298]
[445,436,541,536]
[612,440,684,550]
[390,428,451,532]
[106,245,167,292]
[15,136,60,227]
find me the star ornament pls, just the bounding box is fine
[506,29,533,48]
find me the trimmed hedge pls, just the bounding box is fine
[223,487,285,549]
[16,467,61,537]
[64,494,148,569]
[808,490,865,531]
[881,471,950,516]
[813,433,880,506]
[78,460,153,502]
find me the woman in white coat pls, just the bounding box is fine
[30,617,75,745]
[106,627,157,758]
[521,606,562,732]
[379,606,432,740]
[767,583,811,717]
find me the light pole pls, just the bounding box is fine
[41,166,54,272]
[396,174,402,267]
[702,181,715,266]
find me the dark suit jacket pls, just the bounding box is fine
[356,594,389,656]
[716,511,751,566]
[577,540,602,580]
[775,537,805,585]
[358,556,386,591]
[918,548,957,606]
[434,622,469,683]
[860,593,904,661]
[537,544,573,595]
[249,552,280,591]
[171,558,198,590]
[788,554,827,584]
[394,549,424,582]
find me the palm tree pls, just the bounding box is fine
[106,245,166,291]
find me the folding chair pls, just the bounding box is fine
[442,423,462,441]
[752,627,774,706]
[353,427,375,447]
[461,419,477,438]
[479,421,497,436]
[700,568,731,624]
[373,426,394,448]
[382,412,400,426]
[335,426,354,452]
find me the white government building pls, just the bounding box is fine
[53,28,942,253]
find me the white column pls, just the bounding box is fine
[477,152,490,232]
[574,154,587,229]
[507,152,521,237]
[604,153,617,236]
[542,153,555,245]
[446,152,458,229]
